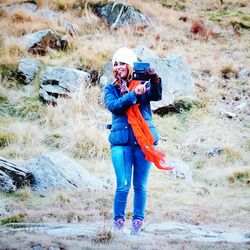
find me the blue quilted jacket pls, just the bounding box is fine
[104,80,162,146]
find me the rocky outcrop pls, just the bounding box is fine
[1,222,250,244]
[24,152,106,191]
[0,157,34,193]
[39,67,91,103]
[19,29,69,55]
[95,3,151,29]
[17,58,41,85]
[100,46,196,112]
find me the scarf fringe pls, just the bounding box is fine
[126,80,173,171]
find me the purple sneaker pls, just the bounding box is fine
[131,219,143,235]
[113,219,125,231]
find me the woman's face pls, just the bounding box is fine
[113,61,129,80]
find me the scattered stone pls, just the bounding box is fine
[24,152,106,191]
[168,159,193,183]
[58,35,69,51]
[19,29,60,55]
[63,22,78,37]
[236,102,247,109]
[31,243,42,250]
[238,67,249,79]
[17,58,41,85]
[95,3,151,29]
[39,67,91,103]
[208,148,224,157]
[220,111,237,118]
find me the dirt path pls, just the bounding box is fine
[1,221,249,243]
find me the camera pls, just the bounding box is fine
[132,62,150,81]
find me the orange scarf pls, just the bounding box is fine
[126,80,173,170]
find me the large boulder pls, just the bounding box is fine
[39,67,91,103]
[17,58,41,85]
[100,46,196,111]
[95,2,151,29]
[24,152,106,191]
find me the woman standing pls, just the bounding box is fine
[104,47,172,235]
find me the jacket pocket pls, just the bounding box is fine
[108,123,129,145]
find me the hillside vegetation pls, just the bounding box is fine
[0,0,249,249]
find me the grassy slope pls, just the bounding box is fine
[0,0,249,249]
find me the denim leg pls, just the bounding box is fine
[111,146,133,221]
[132,146,151,220]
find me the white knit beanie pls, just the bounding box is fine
[112,47,137,68]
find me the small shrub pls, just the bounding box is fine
[208,10,250,29]
[91,229,114,244]
[160,0,186,11]
[0,64,18,82]
[223,147,242,163]
[10,11,32,23]
[1,213,28,225]
[57,193,71,204]
[16,187,32,201]
[220,64,238,79]
[227,170,250,185]
[43,133,62,148]
[0,132,16,149]
[14,96,47,121]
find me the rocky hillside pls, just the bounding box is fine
[0,0,249,249]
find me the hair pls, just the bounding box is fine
[113,64,133,82]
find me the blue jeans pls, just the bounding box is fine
[111,145,151,221]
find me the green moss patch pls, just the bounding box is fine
[208,10,250,28]
[1,213,28,225]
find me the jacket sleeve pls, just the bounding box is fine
[147,78,162,101]
[104,84,137,114]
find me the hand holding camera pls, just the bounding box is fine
[144,67,160,85]
[133,62,160,85]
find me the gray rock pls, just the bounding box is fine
[19,29,60,55]
[148,53,196,111]
[24,152,106,191]
[0,156,34,192]
[100,46,196,111]
[58,35,69,51]
[134,45,159,61]
[39,67,91,103]
[168,159,193,183]
[208,148,224,157]
[63,22,78,37]
[17,58,41,85]
[220,111,237,118]
[0,170,16,193]
[95,3,151,29]
[2,2,37,12]
[99,61,113,88]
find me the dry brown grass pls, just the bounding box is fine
[0,0,249,248]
